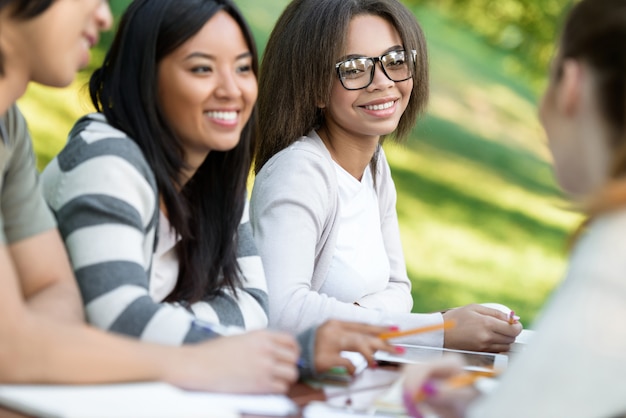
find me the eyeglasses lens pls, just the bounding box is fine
[337,50,411,90]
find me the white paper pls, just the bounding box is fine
[510,328,535,352]
[0,382,297,418]
[185,391,298,416]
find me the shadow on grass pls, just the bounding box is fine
[413,4,540,103]
[410,114,562,198]
[408,272,550,325]
[393,163,568,253]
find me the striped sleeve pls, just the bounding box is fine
[189,199,269,331]
[41,114,213,345]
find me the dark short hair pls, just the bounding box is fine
[0,0,54,76]
[0,0,53,18]
[557,0,626,178]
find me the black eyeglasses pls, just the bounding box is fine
[335,49,416,90]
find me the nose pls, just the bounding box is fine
[96,1,113,31]
[215,69,243,99]
[367,60,394,91]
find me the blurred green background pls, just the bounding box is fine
[18,0,581,326]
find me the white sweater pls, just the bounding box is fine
[251,131,443,346]
[469,208,626,417]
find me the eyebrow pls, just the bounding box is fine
[338,44,404,61]
[183,51,253,61]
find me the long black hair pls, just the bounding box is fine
[89,0,258,303]
[0,0,52,17]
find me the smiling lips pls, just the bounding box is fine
[205,110,238,121]
[362,100,396,111]
[83,33,98,48]
[204,110,239,127]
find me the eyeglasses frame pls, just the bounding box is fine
[334,49,417,91]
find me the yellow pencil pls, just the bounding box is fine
[413,370,499,402]
[445,370,495,389]
[378,320,456,340]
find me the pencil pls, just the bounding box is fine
[445,370,495,389]
[413,370,498,403]
[508,310,515,325]
[378,320,455,340]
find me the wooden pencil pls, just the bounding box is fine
[378,320,455,340]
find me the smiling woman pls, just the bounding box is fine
[38,0,399,383]
[37,0,302,392]
[41,0,263,339]
[157,11,258,178]
[250,0,522,354]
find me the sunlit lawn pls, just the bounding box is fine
[392,5,580,323]
[18,0,580,326]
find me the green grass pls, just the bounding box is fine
[18,0,579,326]
[388,4,580,323]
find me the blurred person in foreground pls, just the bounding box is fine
[402,0,626,416]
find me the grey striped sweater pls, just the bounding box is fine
[41,113,272,345]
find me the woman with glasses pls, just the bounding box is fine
[251,0,522,352]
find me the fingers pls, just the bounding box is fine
[182,331,299,394]
[268,359,299,392]
[475,306,524,334]
[314,320,403,373]
[445,327,515,352]
[349,335,396,366]
[402,356,478,418]
[334,357,357,374]
[403,355,465,395]
[269,330,301,353]
[250,330,299,392]
[473,304,509,322]
[443,305,524,351]
[482,343,516,353]
[463,304,522,327]
[491,321,523,340]
[321,319,397,337]
[267,331,300,371]
[425,385,479,418]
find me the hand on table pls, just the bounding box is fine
[443,304,522,353]
[172,329,300,394]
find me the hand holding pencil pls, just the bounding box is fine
[312,319,458,378]
[401,355,485,418]
[440,304,523,353]
[312,320,406,375]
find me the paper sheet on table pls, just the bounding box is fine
[322,367,400,414]
[314,351,369,383]
[303,401,398,417]
[0,382,298,418]
[510,328,535,353]
[185,390,298,416]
